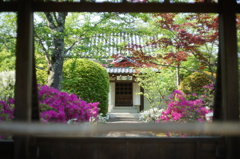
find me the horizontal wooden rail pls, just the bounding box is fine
[32,2,219,13]
[0,2,223,13]
[1,2,240,13]
[0,121,240,137]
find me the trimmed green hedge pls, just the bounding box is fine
[62,58,109,115]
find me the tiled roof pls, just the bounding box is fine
[106,67,159,74]
[78,33,160,57]
[106,67,135,74]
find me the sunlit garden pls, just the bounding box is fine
[1,11,233,138]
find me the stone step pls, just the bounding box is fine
[107,107,140,123]
[107,116,144,123]
[108,117,139,121]
[110,107,138,113]
[107,116,148,123]
[112,106,137,110]
[108,113,139,119]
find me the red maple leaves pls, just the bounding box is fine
[163,51,188,65]
[110,13,219,72]
[111,49,157,68]
[149,13,218,69]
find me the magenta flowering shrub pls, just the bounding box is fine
[0,98,14,139]
[158,90,211,123]
[0,85,99,124]
[199,83,214,109]
[0,85,100,139]
[38,85,99,123]
[0,98,14,122]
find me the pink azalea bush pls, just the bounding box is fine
[0,98,14,122]
[0,98,14,140]
[139,84,214,136]
[157,90,211,123]
[0,85,100,124]
[199,83,214,109]
[38,85,99,123]
[156,89,213,137]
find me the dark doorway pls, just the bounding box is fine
[115,82,133,106]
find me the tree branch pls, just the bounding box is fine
[64,41,78,54]
[35,33,51,64]
[44,12,57,29]
[159,64,216,83]
[53,12,58,25]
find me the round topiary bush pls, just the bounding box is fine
[62,58,109,115]
[179,71,215,94]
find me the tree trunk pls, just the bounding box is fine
[47,35,65,90]
[176,65,180,87]
[47,53,64,90]
[44,12,68,90]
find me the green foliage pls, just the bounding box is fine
[134,67,176,107]
[0,13,16,53]
[35,53,48,85]
[62,58,109,115]
[0,71,15,101]
[64,13,156,59]
[179,71,215,94]
[36,66,48,85]
[0,13,16,72]
[34,12,156,89]
[0,49,15,72]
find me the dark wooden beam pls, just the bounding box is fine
[14,0,34,159]
[31,55,40,121]
[14,0,33,123]
[2,1,240,13]
[0,2,18,11]
[219,0,239,123]
[32,2,219,13]
[219,0,240,158]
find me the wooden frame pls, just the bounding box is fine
[0,0,239,158]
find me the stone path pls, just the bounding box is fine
[105,107,158,137]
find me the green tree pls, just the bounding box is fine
[179,71,215,94]
[152,13,218,84]
[134,67,176,108]
[0,13,16,72]
[0,49,15,72]
[34,12,152,89]
[125,13,218,86]
[34,12,68,89]
[111,13,218,106]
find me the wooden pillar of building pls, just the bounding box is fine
[219,0,240,158]
[14,1,34,159]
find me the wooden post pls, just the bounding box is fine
[219,0,240,158]
[14,0,33,159]
[219,0,239,121]
[140,87,144,111]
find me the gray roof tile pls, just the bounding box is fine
[77,33,160,58]
[106,67,135,74]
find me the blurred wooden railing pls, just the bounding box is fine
[0,121,240,137]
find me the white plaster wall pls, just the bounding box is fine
[133,83,140,106]
[108,82,115,112]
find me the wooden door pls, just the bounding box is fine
[115,83,132,106]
